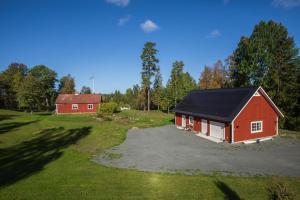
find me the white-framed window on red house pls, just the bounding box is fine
[72,104,78,110]
[251,121,263,133]
[87,104,93,110]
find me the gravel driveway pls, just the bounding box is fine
[93,125,300,176]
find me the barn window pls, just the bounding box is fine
[251,121,263,133]
[87,104,93,110]
[189,116,194,125]
[72,104,78,110]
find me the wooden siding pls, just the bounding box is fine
[56,103,98,114]
[233,91,277,142]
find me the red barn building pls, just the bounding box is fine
[173,87,284,144]
[55,94,101,114]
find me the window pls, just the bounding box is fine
[251,121,263,133]
[87,104,93,110]
[254,92,261,96]
[189,116,194,126]
[72,104,78,110]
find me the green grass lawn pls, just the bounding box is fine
[0,109,299,199]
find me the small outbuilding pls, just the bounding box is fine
[173,86,284,143]
[55,94,101,114]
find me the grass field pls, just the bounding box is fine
[0,109,299,199]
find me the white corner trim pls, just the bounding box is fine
[231,121,234,144]
[276,116,278,135]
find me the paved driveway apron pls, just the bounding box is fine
[94,125,300,176]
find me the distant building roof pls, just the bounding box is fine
[173,87,258,122]
[55,94,101,104]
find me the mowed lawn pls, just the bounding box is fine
[0,109,299,199]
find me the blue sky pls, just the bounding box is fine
[0,0,299,93]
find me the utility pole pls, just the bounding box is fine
[90,76,95,94]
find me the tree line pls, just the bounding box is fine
[0,20,299,130]
[104,20,299,130]
[0,64,93,111]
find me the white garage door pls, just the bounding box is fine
[210,121,225,139]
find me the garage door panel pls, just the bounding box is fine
[210,121,224,139]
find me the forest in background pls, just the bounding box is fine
[0,20,299,130]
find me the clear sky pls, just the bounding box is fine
[0,0,299,93]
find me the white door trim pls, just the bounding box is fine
[201,119,207,134]
[182,115,186,128]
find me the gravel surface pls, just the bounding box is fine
[93,125,300,176]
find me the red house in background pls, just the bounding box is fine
[173,86,284,144]
[55,94,101,114]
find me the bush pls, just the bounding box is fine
[267,178,295,200]
[97,102,118,117]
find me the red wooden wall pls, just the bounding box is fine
[57,103,99,114]
[233,92,277,142]
[175,113,231,143]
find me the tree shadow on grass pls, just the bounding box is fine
[0,115,17,122]
[0,126,91,187]
[215,180,242,200]
[0,121,39,134]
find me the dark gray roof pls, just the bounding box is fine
[173,87,258,122]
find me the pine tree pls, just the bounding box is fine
[152,67,163,110]
[140,42,159,111]
[182,72,197,96]
[168,61,184,106]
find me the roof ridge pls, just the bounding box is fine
[190,86,258,93]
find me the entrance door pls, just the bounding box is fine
[210,121,224,139]
[182,115,186,128]
[202,119,207,134]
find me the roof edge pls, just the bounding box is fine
[173,109,231,123]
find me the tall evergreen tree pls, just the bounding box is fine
[140,42,159,111]
[59,74,76,94]
[182,72,197,97]
[161,85,172,113]
[229,20,300,130]
[132,84,141,109]
[152,67,163,110]
[168,61,184,106]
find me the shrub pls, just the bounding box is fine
[267,178,295,200]
[97,102,118,117]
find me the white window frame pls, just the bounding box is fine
[251,121,263,133]
[87,104,93,110]
[189,116,194,126]
[72,104,78,110]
